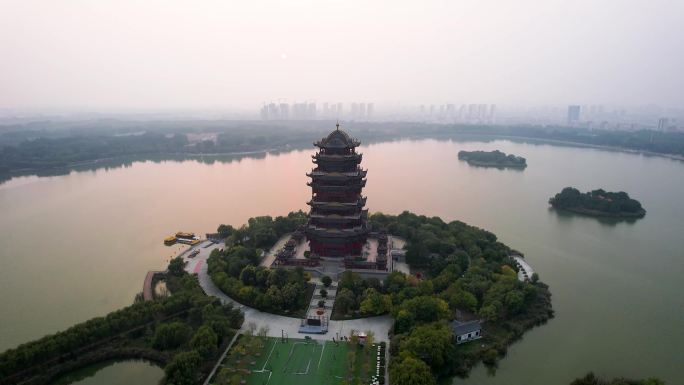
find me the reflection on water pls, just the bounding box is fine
[50,359,163,385]
[1,138,683,385]
[3,133,651,188]
[548,207,640,227]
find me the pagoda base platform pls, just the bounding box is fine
[272,235,393,279]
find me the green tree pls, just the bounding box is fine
[217,224,235,238]
[321,275,332,287]
[394,309,416,334]
[399,321,457,375]
[239,265,257,286]
[168,257,186,277]
[389,356,436,385]
[164,350,201,385]
[501,265,517,277]
[335,288,356,315]
[504,290,525,314]
[531,272,539,283]
[153,322,191,350]
[445,289,478,313]
[478,303,500,321]
[359,288,391,316]
[189,325,218,359]
[396,296,449,324]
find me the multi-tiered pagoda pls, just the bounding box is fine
[305,124,370,258]
[274,123,388,272]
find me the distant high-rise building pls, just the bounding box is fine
[268,103,279,119]
[359,103,366,120]
[478,104,487,121]
[468,104,477,121]
[279,103,290,120]
[567,105,581,124]
[489,104,496,123]
[367,103,374,120]
[657,117,669,131]
[307,103,317,119]
[459,104,467,120]
[336,103,343,117]
[293,103,308,119]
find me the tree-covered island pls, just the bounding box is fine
[570,373,663,385]
[549,187,646,218]
[207,211,555,385]
[458,150,527,168]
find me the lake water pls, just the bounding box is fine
[50,360,163,385]
[1,138,682,384]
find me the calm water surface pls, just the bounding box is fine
[50,360,163,385]
[1,138,683,384]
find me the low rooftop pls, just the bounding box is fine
[451,320,481,335]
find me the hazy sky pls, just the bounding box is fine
[1,0,682,110]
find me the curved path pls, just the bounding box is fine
[142,270,165,301]
[183,241,392,342]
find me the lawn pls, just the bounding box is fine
[212,335,384,385]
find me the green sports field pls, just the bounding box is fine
[212,336,383,385]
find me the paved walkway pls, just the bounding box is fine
[183,241,393,342]
[512,255,535,281]
[259,234,291,268]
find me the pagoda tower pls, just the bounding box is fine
[305,124,370,258]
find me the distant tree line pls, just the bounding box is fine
[570,373,663,385]
[453,125,684,157]
[2,121,683,179]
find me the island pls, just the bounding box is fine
[571,373,663,385]
[549,187,646,218]
[458,150,527,168]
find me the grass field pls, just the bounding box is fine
[212,336,384,385]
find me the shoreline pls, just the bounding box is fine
[3,132,683,185]
[464,133,684,162]
[462,159,527,169]
[550,205,646,219]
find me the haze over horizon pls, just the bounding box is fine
[1,0,683,111]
